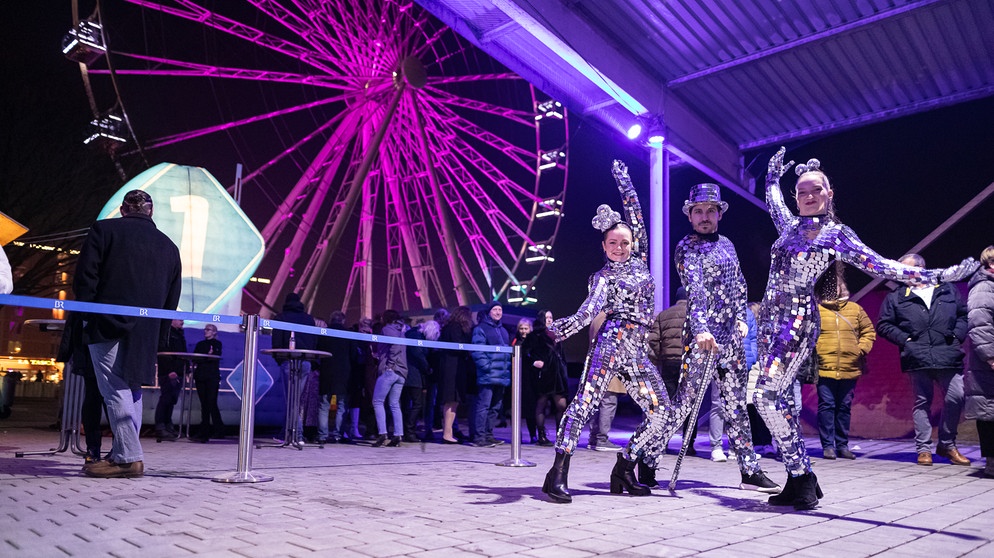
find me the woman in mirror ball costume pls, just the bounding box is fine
[541,160,668,503]
[755,147,978,510]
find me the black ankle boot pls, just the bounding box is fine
[768,472,823,506]
[768,474,797,505]
[372,434,388,447]
[610,453,651,496]
[637,458,658,488]
[542,450,572,503]
[386,436,402,447]
[792,472,822,510]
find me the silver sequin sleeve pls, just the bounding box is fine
[550,271,613,342]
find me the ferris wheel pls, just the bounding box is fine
[66,0,568,319]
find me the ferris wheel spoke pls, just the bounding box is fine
[427,86,535,127]
[261,126,358,312]
[96,52,362,89]
[244,0,341,60]
[141,94,348,151]
[423,133,528,261]
[428,116,541,216]
[427,101,538,173]
[235,109,350,194]
[124,0,344,76]
[428,74,522,84]
[259,109,364,246]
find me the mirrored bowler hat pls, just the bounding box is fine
[682,183,728,216]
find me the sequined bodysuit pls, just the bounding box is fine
[653,232,764,475]
[550,163,668,462]
[756,175,950,476]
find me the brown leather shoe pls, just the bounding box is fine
[84,460,144,478]
[937,446,971,466]
[917,452,933,466]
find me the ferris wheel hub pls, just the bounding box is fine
[400,56,427,89]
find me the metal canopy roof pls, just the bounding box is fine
[416,0,994,194]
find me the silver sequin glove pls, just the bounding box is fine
[939,257,981,283]
[766,146,795,184]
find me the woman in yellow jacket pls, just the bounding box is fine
[815,280,876,460]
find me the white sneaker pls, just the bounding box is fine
[711,448,728,462]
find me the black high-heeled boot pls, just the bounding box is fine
[371,434,388,447]
[542,450,572,503]
[637,458,658,488]
[610,453,651,496]
[792,472,823,510]
[768,472,823,506]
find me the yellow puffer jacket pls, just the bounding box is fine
[816,300,876,380]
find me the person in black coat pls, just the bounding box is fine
[877,253,970,467]
[523,309,568,446]
[154,320,187,439]
[191,324,223,442]
[437,306,474,443]
[316,311,357,443]
[74,190,182,478]
[403,320,440,442]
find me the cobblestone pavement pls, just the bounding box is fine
[2,399,992,557]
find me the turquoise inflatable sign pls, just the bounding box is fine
[98,163,264,313]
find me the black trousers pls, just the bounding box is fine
[195,373,223,433]
[401,385,425,437]
[81,372,105,458]
[977,420,994,457]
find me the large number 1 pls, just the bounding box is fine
[171,195,209,278]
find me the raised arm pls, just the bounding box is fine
[551,271,613,342]
[765,147,796,235]
[611,160,647,261]
[836,225,978,286]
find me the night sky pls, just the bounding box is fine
[5,3,994,360]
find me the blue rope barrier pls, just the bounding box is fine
[0,294,508,353]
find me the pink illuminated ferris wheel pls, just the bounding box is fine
[69,0,568,318]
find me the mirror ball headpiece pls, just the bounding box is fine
[795,158,822,176]
[591,204,623,232]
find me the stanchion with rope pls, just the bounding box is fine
[214,314,273,483]
[496,345,536,467]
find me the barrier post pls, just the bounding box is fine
[497,344,535,467]
[214,314,273,483]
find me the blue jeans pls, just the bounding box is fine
[817,377,857,450]
[909,369,965,453]
[88,340,144,463]
[318,394,332,440]
[471,384,505,443]
[708,379,725,449]
[373,370,405,436]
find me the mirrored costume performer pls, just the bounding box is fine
[756,147,978,509]
[642,183,780,493]
[541,161,668,503]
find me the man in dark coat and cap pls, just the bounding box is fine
[74,190,182,478]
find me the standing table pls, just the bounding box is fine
[258,348,330,450]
